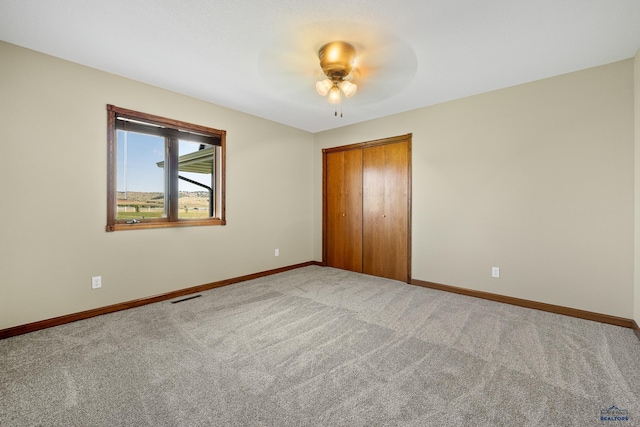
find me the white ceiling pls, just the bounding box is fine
[1,0,640,133]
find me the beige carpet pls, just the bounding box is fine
[1,266,639,426]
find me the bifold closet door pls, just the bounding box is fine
[362,141,409,282]
[325,149,363,273]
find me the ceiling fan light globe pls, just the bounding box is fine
[327,85,342,104]
[340,80,357,98]
[316,79,332,96]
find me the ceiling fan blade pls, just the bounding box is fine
[257,21,418,105]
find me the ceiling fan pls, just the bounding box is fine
[257,22,418,117]
[314,41,358,117]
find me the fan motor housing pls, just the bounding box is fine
[318,41,356,80]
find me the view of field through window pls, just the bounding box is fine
[116,130,214,220]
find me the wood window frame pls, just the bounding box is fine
[106,105,226,232]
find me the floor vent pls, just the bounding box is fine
[171,294,202,304]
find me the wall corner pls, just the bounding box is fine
[634,48,640,326]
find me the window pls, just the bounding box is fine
[106,105,225,231]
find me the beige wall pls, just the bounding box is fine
[635,49,640,325]
[314,59,635,318]
[0,41,315,329]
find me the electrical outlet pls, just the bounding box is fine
[92,276,102,289]
[491,267,500,278]
[275,248,279,256]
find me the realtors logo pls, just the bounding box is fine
[600,405,629,422]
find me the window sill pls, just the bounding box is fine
[106,218,226,232]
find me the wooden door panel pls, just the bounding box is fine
[363,141,409,282]
[362,144,385,277]
[325,150,363,272]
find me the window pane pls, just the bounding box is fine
[178,140,214,219]
[116,130,166,221]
